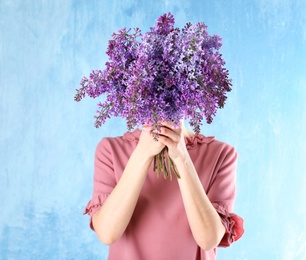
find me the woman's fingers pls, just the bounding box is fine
[141,123,181,145]
[159,125,181,142]
[141,125,153,132]
[141,123,187,160]
[160,121,182,129]
[159,121,174,129]
[138,131,165,157]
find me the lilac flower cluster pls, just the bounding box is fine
[75,12,232,134]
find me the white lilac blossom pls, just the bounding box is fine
[75,13,232,136]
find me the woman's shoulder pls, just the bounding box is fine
[96,129,140,150]
[185,133,214,150]
[101,129,140,142]
[186,133,234,148]
[187,134,237,158]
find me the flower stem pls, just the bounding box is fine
[153,147,180,180]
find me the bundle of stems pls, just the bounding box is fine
[153,147,180,180]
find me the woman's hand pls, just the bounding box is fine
[137,125,166,158]
[157,122,189,160]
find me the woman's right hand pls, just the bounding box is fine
[136,125,165,158]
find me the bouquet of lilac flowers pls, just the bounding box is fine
[75,13,232,180]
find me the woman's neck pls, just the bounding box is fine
[181,123,195,138]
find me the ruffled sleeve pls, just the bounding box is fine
[212,203,244,247]
[83,195,109,230]
[83,138,117,231]
[206,142,244,247]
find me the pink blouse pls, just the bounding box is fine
[84,129,244,259]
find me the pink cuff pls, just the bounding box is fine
[83,194,109,230]
[212,203,244,247]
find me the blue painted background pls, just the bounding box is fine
[1,1,306,259]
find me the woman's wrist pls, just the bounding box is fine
[172,147,190,164]
[173,150,198,180]
[133,145,155,163]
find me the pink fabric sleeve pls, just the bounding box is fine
[83,138,117,230]
[207,144,244,247]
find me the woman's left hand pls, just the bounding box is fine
[157,121,189,160]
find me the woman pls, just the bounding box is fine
[84,121,244,259]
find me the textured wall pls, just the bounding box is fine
[1,0,306,259]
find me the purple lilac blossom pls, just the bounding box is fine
[74,12,232,135]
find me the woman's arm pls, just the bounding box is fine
[175,156,226,250]
[92,128,164,245]
[158,123,226,250]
